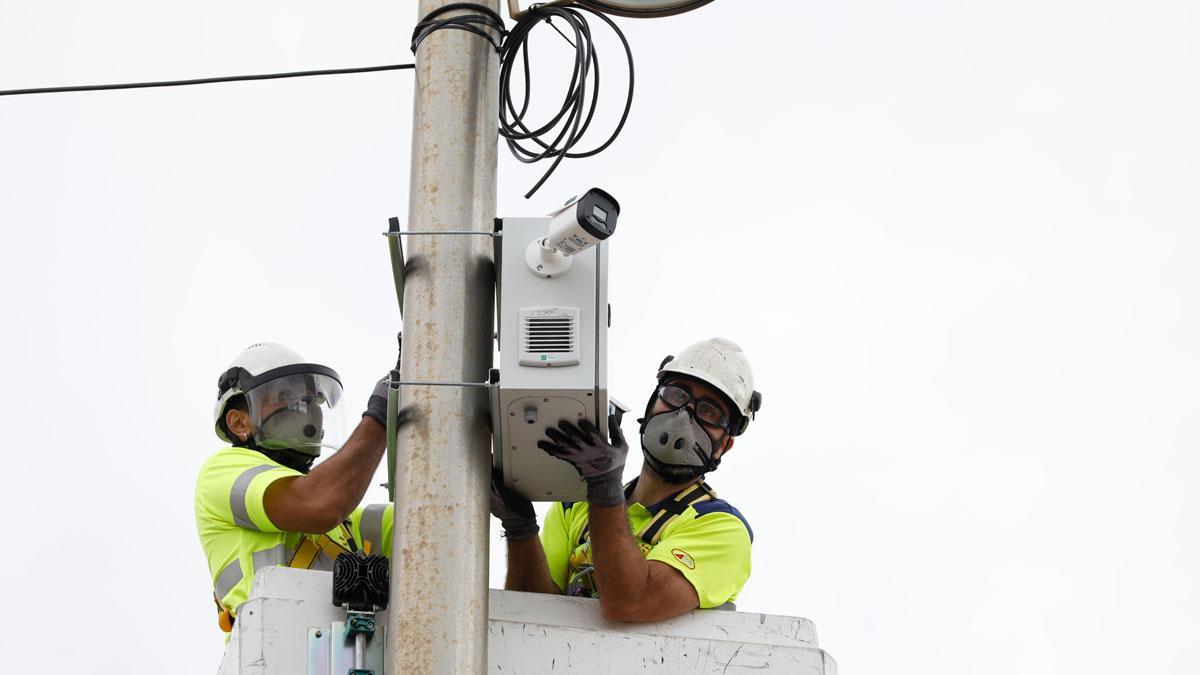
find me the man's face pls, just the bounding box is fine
[255,378,313,417]
[225,377,316,442]
[649,376,736,455]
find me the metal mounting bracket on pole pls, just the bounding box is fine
[390,367,500,391]
[383,217,500,320]
[384,365,400,502]
[506,0,572,19]
[381,215,501,498]
[390,380,495,388]
[383,332,404,500]
[380,358,500,497]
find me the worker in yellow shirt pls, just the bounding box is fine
[194,342,398,632]
[491,337,761,622]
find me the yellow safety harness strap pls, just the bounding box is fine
[289,538,322,569]
[213,592,235,633]
[636,481,715,546]
[214,527,356,632]
[289,523,357,569]
[575,481,716,548]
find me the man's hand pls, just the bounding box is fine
[490,469,539,540]
[538,415,628,507]
[362,374,391,428]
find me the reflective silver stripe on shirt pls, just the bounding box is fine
[310,551,336,572]
[251,543,288,570]
[230,464,278,531]
[361,503,388,551]
[214,559,244,601]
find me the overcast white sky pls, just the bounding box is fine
[2,1,1198,672]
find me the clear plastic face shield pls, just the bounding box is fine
[244,373,345,457]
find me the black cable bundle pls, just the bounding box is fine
[412,3,634,199]
[411,3,508,54]
[499,4,634,198]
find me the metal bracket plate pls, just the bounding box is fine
[308,623,387,675]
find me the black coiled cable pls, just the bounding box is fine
[499,5,634,198]
[411,3,635,199]
[411,2,508,54]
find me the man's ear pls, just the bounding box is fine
[713,436,734,462]
[226,408,252,441]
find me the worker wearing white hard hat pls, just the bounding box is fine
[194,342,402,633]
[491,337,761,622]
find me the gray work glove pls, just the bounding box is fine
[362,374,391,428]
[490,469,539,540]
[538,415,628,507]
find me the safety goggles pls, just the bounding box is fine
[656,384,731,430]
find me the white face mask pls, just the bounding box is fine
[640,408,717,483]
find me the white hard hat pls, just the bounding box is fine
[657,337,762,435]
[213,343,344,454]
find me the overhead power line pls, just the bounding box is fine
[0,64,415,97]
[4,3,636,198]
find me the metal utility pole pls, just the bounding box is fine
[388,1,501,673]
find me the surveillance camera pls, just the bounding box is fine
[547,188,620,253]
[526,188,620,278]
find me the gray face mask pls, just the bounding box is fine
[257,404,325,457]
[640,408,718,484]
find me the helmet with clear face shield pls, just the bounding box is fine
[213,343,345,457]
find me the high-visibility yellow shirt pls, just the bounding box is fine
[540,480,753,609]
[194,446,394,619]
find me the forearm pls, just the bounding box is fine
[589,503,702,621]
[297,418,386,521]
[504,536,561,594]
[588,503,652,603]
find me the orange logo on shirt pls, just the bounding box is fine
[671,548,695,570]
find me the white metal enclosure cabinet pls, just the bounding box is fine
[492,216,609,501]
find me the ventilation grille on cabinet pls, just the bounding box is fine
[519,307,580,367]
